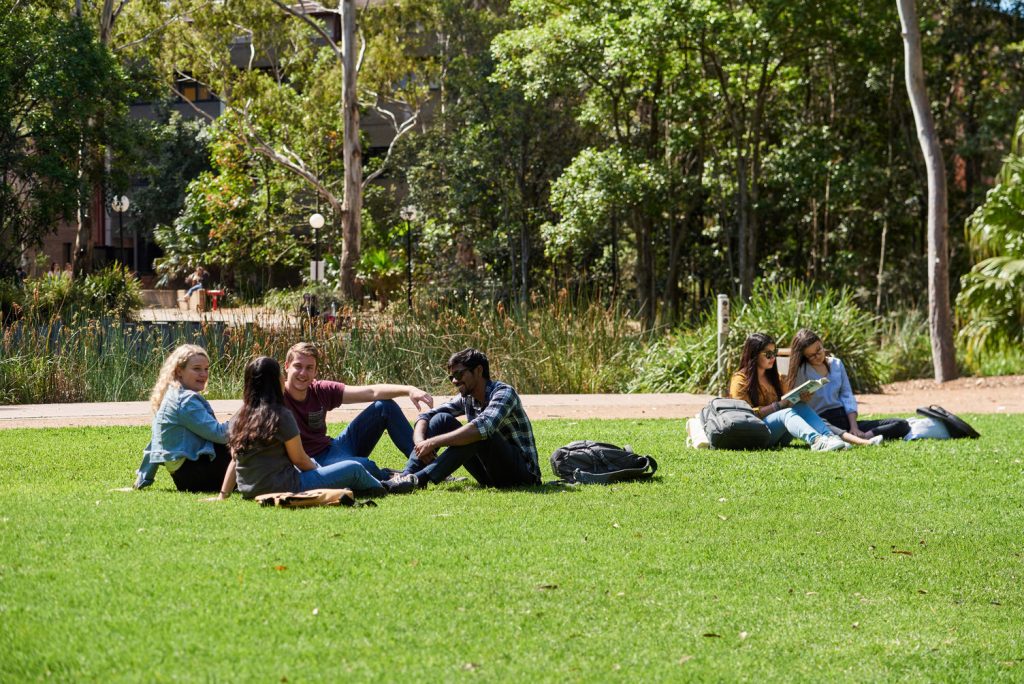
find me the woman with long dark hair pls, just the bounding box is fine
[786,329,909,441]
[729,333,852,451]
[214,356,416,500]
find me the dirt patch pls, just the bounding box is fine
[858,375,1024,416]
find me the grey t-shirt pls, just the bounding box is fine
[233,408,303,498]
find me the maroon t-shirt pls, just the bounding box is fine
[283,379,346,457]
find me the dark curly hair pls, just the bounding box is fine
[448,348,490,380]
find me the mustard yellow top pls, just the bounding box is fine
[729,371,791,413]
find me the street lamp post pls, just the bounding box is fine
[400,206,417,309]
[111,195,130,269]
[309,212,325,282]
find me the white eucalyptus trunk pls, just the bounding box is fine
[897,0,958,382]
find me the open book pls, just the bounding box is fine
[781,377,830,404]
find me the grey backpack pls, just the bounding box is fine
[700,398,772,450]
[549,441,658,484]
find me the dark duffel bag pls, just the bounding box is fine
[700,397,772,450]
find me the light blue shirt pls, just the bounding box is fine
[792,356,858,416]
[134,385,229,488]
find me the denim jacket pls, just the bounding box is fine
[134,385,229,488]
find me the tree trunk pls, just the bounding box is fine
[898,0,957,382]
[340,0,362,301]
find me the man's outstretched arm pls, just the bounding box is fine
[342,384,434,411]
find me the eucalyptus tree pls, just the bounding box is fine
[898,0,957,382]
[493,0,707,327]
[120,0,435,298]
[0,2,130,278]
[394,0,583,306]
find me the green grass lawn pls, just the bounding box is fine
[1,416,1022,682]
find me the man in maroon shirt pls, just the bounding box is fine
[283,342,433,480]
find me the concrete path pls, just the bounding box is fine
[2,380,1021,429]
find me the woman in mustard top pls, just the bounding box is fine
[729,333,851,451]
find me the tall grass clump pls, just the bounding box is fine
[629,281,884,394]
[0,290,647,403]
[877,309,934,382]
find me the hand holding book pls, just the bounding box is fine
[781,377,830,404]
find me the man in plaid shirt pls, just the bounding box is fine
[400,348,541,488]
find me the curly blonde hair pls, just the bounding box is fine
[150,344,210,413]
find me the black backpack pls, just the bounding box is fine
[700,397,772,450]
[549,441,658,484]
[916,405,981,439]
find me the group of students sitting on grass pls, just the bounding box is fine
[133,343,541,500]
[729,329,910,452]
[136,329,926,500]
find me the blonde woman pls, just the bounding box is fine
[133,345,230,491]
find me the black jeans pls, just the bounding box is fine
[170,444,232,493]
[819,407,910,440]
[402,414,537,487]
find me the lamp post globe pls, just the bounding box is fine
[111,195,130,268]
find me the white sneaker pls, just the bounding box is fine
[812,434,849,452]
[867,435,884,446]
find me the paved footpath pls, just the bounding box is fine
[1,381,1021,429]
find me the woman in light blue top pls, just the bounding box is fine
[133,344,231,492]
[787,329,909,442]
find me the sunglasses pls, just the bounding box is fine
[760,349,777,359]
[448,367,471,382]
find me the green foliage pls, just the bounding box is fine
[629,281,883,394]
[153,116,307,289]
[0,6,135,277]
[17,267,142,323]
[2,417,1023,680]
[75,266,144,320]
[1,292,645,403]
[957,112,1024,361]
[877,309,935,383]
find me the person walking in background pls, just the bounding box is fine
[62,262,73,279]
[786,329,910,441]
[399,348,542,488]
[133,344,231,491]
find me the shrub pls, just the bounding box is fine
[20,267,142,322]
[76,266,143,320]
[877,309,934,383]
[629,281,884,394]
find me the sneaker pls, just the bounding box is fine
[812,434,849,452]
[382,473,419,494]
[442,476,468,483]
[867,435,884,446]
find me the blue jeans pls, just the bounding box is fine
[401,414,537,487]
[298,460,384,493]
[311,400,413,479]
[763,403,833,447]
[185,284,204,297]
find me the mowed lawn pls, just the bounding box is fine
[1,416,1021,682]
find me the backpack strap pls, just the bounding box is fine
[573,455,658,485]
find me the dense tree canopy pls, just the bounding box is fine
[6,0,1024,336]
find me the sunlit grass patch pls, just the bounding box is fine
[1,416,1021,681]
